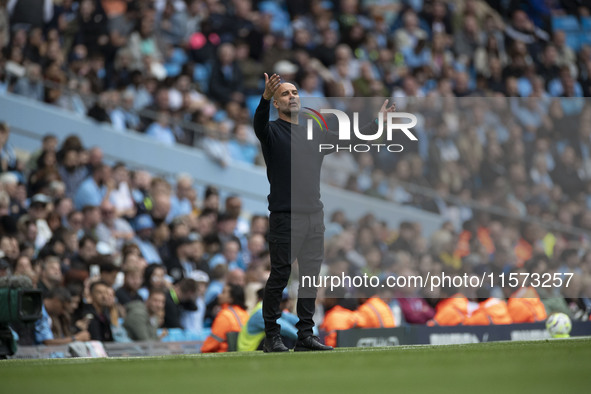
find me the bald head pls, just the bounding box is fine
[272,82,300,120]
[273,82,297,100]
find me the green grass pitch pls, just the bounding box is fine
[1,339,590,394]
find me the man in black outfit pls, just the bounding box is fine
[254,73,395,352]
[86,281,113,342]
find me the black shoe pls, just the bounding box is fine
[294,336,334,352]
[263,335,289,353]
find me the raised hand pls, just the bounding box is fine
[380,99,396,114]
[263,73,282,100]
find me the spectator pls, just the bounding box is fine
[179,270,209,335]
[115,266,143,305]
[0,122,19,173]
[227,124,258,165]
[35,287,90,345]
[163,277,198,328]
[209,43,244,106]
[86,280,114,342]
[36,254,62,297]
[138,263,169,301]
[28,193,52,249]
[145,111,176,146]
[133,214,161,264]
[167,173,193,222]
[165,236,194,283]
[393,10,428,52]
[95,200,134,252]
[109,162,135,218]
[57,148,89,200]
[12,62,44,102]
[70,235,97,271]
[74,163,112,210]
[123,288,167,341]
[201,122,232,167]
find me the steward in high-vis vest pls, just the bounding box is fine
[320,287,358,347]
[356,296,396,328]
[507,286,547,323]
[427,293,469,326]
[201,285,249,353]
[238,289,299,351]
[464,297,513,325]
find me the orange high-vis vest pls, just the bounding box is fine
[320,305,358,347]
[514,238,533,267]
[356,297,396,328]
[427,293,469,326]
[464,298,513,325]
[201,304,249,353]
[507,287,547,323]
[455,228,495,258]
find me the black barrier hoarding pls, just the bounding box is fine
[414,323,549,345]
[337,326,416,348]
[336,321,591,348]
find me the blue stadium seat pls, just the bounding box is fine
[193,63,211,94]
[582,17,591,31]
[565,32,581,51]
[580,31,591,46]
[552,15,580,31]
[164,63,181,78]
[246,95,261,118]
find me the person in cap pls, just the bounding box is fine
[180,270,209,334]
[132,214,162,264]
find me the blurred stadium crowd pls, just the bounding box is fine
[0,0,591,351]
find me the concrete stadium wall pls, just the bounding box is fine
[0,93,445,236]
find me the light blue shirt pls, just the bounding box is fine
[74,177,106,210]
[204,280,224,305]
[180,296,206,335]
[167,195,192,222]
[208,254,227,270]
[227,140,258,164]
[35,306,54,344]
[146,122,176,146]
[133,237,162,264]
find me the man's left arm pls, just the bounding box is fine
[322,99,397,148]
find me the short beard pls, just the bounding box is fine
[281,107,300,118]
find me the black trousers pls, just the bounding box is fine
[263,211,325,340]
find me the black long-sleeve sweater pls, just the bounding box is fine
[253,97,378,213]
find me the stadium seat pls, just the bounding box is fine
[552,15,580,31]
[164,64,182,78]
[565,32,581,51]
[580,31,591,46]
[193,63,212,94]
[246,95,262,118]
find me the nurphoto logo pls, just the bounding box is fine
[304,107,418,153]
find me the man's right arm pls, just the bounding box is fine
[253,96,271,143]
[253,73,282,143]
